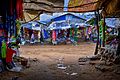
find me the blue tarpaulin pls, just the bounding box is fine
[105,18,120,28]
[51,13,86,22]
[21,21,41,30]
[47,13,87,30]
[47,21,71,30]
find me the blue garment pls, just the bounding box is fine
[43,29,49,39]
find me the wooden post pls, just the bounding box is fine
[114,28,120,64]
[116,28,120,56]
[102,17,105,47]
[98,11,101,48]
[94,11,100,55]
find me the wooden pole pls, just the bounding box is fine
[102,17,106,47]
[116,28,120,56]
[98,11,101,48]
[94,11,100,55]
[114,28,120,64]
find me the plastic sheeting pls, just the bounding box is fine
[105,18,120,28]
[47,21,71,30]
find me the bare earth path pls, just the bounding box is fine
[20,42,96,80]
[1,42,120,80]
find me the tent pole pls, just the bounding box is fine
[94,11,100,55]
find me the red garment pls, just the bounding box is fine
[6,48,16,63]
[16,0,23,19]
[52,30,56,41]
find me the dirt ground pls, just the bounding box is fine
[0,42,120,80]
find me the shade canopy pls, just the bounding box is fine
[68,0,98,12]
[22,21,44,31]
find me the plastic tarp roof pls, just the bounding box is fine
[21,21,41,31]
[47,21,71,30]
[51,13,86,22]
[105,18,120,28]
[68,0,98,12]
[80,13,95,20]
[40,14,52,24]
[47,21,89,30]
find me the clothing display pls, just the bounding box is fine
[0,0,23,72]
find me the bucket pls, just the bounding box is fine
[21,59,28,66]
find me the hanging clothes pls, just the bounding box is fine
[0,37,4,58]
[52,30,56,41]
[43,29,49,39]
[16,0,23,19]
[1,41,7,58]
[31,33,35,42]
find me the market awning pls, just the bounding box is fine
[68,0,98,12]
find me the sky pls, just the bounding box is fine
[64,0,69,11]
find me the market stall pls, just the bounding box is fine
[0,0,23,72]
